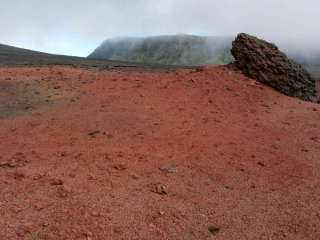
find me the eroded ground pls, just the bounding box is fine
[0,66,320,240]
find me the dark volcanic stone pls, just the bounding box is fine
[231,33,316,102]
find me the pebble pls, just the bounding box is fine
[50,178,64,186]
[159,164,177,174]
[208,225,220,235]
[113,164,127,171]
[156,184,168,195]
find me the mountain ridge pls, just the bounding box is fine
[88,34,234,66]
[0,42,181,70]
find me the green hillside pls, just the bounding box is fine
[88,34,234,66]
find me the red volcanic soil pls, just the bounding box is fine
[0,65,320,240]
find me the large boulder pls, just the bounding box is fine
[231,33,316,102]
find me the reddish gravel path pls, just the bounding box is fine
[0,66,320,240]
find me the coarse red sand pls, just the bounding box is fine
[0,65,320,240]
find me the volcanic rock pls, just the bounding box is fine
[231,33,316,102]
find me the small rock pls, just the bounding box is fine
[11,171,26,180]
[113,226,122,234]
[224,185,233,190]
[159,211,165,216]
[159,164,177,174]
[113,164,127,171]
[0,161,9,168]
[87,174,96,180]
[42,222,49,227]
[50,178,64,186]
[84,231,93,240]
[208,225,220,235]
[156,184,168,195]
[88,130,101,137]
[33,174,44,180]
[0,153,29,168]
[91,211,100,217]
[131,174,139,180]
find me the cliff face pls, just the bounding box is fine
[88,35,234,66]
[231,33,317,102]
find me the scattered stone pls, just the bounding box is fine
[159,164,178,174]
[59,151,67,157]
[0,161,10,168]
[231,33,316,102]
[91,211,100,217]
[208,225,220,235]
[131,174,139,180]
[50,178,64,186]
[87,174,96,180]
[33,174,44,180]
[0,153,29,169]
[42,222,49,227]
[88,130,101,137]
[257,162,266,167]
[113,164,127,171]
[7,171,26,180]
[224,185,234,190]
[156,184,168,195]
[159,211,165,216]
[84,231,93,240]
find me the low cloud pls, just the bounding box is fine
[0,0,319,56]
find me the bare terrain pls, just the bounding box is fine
[0,43,185,73]
[0,63,320,240]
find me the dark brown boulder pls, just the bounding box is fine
[231,33,316,102]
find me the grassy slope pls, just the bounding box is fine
[88,35,234,66]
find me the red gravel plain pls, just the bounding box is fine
[0,65,320,240]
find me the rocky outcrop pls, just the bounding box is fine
[231,33,316,102]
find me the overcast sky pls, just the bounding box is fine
[0,0,318,56]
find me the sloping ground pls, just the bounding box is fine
[0,43,180,71]
[88,35,233,65]
[0,65,320,240]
